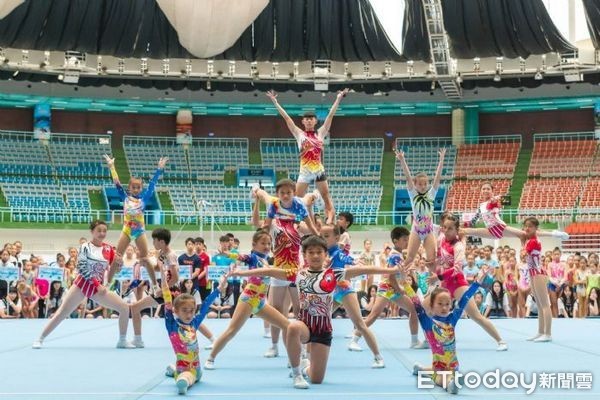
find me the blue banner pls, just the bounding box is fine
[114,267,134,281]
[207,265,230,281]
[37,266,64,282]
[33,103,51,140]
[178,265,192,281]
[0,267,19,281]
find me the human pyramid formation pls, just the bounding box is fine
[30,89,569,395]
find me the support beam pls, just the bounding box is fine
[421,0,462,99]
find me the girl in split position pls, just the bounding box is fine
[33,220,132,349]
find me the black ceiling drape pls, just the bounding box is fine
[402,0,576,61]
[0,0,402,62]
[3,69,599,93]
[583,0,600,49]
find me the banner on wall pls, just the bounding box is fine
[595,102,600,140]
[33,103,51,140]
[176,109,193,145]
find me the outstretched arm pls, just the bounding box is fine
[145,157,168,198]
[104,154,126,200]
[251,197,262,229]
[432,148,446,190]
[318,88,349,138]
[266,90,304,140]
[394,149,415,191]
[228,266,295,281]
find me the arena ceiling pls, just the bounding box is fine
[0,0,599,98]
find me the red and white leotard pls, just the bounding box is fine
[524,236,544,277]
[73,241,115,298]
[436,236,468,297]
[470,199,506,238]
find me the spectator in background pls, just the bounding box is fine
[179,238,202,293]
[3,243,19,266]
[548,248,566,317]
[525,294,538,318]
[17,281,38,318]
[473,291,486,315]
[47,281,65,318]
[586,262,600,301]
[557,285,577,318]
[477,246,499,270]
[194,237,211,301]
[358,239,376,292]
[66,247,78,269]
[484,281,510,318]
[0,287,21,318]
[13,241,27,267]
[588,287,599,317]
[213,235,240,308]
[0,249,15,299]
[574,255,589,318]
[463,254,479,284]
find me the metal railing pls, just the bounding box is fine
[0,207,586,227]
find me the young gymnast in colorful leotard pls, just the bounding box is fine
[521,217,552,342]
[104,154,168,294]
[432,213,508,351]
[463,181,568,241]
[406,266,488,394]
[204,229,291,370]
[161,265,219,395]
[394,148,446,271]
[228,235,398,389]
[266,88,349,224]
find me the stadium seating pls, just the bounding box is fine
[453,140,520,179]
[394,137,456,184]
[528,136,598,177]
[563,222,600,253]
[124,136,249,181]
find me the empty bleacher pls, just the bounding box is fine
[528,133,598,178]
[519,132,598,222]
[50,133,112,178]
[164,183,252,224]
[124,136,249,182]
[563,222,600,253]
[453,136,521,179]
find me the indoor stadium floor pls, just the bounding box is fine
[1,317,598,399]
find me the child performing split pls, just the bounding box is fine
[203,229,291,370]
[160,258,220,394]
[405,265,489,394]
